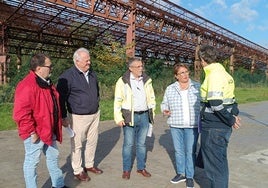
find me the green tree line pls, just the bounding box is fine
[1,39,268,130]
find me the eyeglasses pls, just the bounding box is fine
[41,65,53,70]
[177,71,190,76]
[131,65,143,69]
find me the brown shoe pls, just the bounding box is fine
[74,171,90,181]
[137,169,151,177]
[122,171,131,180]
[85,167,103,174]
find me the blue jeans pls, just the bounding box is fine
[23,136,64,188]
[201,127,232,188]
[170,127,198,178]
[122,112,149,171]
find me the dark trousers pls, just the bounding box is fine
[201,125,232,188]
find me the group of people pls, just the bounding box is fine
[12,45,241,188]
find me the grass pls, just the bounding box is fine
[235,87,268,104]
[1,87,268,131]
[0,103,16,131]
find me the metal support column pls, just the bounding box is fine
[126,0,136,58]
[230,47,235,75]
[250,57,255,74]
[194,36,201,81]
[0,23,7,85]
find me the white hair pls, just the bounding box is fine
[73,47,90,64]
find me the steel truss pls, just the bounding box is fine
[0,0,268,83]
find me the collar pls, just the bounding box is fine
[204,63,225,75]
[130,72,143,81]
[75,65,89,75]
[35,74,52,88]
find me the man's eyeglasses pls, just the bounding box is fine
[177,71,190,76]
[41,65,53,70]
[131,65,144,69]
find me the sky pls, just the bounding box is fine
[169,0,268,49]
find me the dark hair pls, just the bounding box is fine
[198,45,219,64]
[173,63,189,75]
[30,53,50,71]
[127,57,143,67]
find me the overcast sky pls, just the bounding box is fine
[169,0,268,49]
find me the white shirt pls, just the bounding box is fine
[76,65,89,83]
[83,71,89,83]
[130,73,148,111]
[180,89,190,126]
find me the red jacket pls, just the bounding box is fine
[13,71,63,145]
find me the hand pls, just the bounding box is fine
[117,121,125,127]
[163,110,171,116]
[62,117,70,127]
[232,116,241,129]
[31,133,39,143]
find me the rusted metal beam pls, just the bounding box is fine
[0,0,267,68]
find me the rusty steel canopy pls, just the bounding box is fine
[0,0,268,68]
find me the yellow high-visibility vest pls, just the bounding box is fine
[201,63,235,105]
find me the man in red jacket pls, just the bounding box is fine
[13,53,68,188]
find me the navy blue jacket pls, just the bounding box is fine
[57,66,99,118]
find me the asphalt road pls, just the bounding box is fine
[1,101,268,188]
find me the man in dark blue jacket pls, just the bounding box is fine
[57,47,103,182]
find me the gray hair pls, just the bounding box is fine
[73,47,90,63]
[127,57,143,67]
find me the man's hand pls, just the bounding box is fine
[31,132,39,143]
[117,121,125,127]
[62,117,70,128]
[233,116,241,129]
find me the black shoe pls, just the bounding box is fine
[186,178,195,188]
[170,174,186,184]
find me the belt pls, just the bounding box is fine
[134,110,148,114]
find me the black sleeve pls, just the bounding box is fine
[56,77,69,118]
[208,99,236,127]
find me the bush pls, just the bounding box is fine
[2,58,268,130]
[233,68,268,87]
[2,55,268,103]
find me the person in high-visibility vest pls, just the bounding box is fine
[114,57,156,180]
[198,45,241,188]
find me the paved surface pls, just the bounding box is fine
[1,101,268,188]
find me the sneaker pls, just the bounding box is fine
[170,174,186,184]
[186,178,195,188]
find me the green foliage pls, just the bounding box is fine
[0,55,30,103]
[0,103,16,131]
[2,51,268,103]
[233,68,268,87]
[144,58,165,79]
[90,38,127,99]
[50,58,73,83]
[99,99,114,121]
[150,65,174,96]
[2,36,268,130]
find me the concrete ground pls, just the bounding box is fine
[1,101,268,188]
